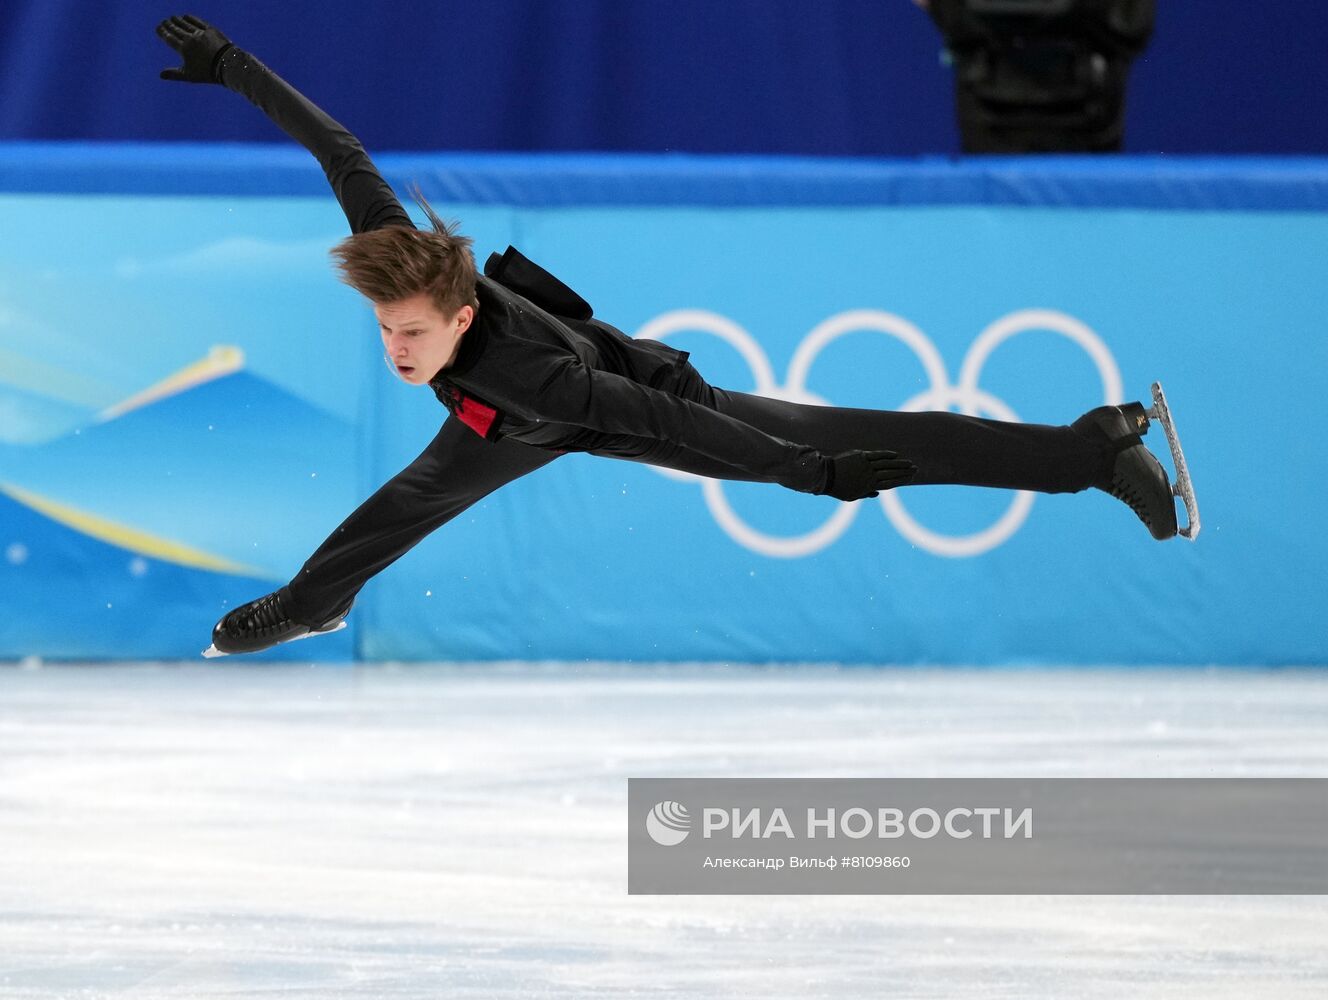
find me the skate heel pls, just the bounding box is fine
[1146,381,1200,541]
[1071,402,1145,448]
[1119,401,1150,435]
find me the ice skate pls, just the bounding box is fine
[1072,392,1187,542]
[203,587,351,657]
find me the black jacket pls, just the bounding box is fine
[217,45,826,495]
[209,44,832,617]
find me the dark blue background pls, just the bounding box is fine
[2,1,1325,155]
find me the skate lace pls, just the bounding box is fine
[234,591,290,636]
[1109,474,1151,526]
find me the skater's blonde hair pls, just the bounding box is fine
[330,187,479,317]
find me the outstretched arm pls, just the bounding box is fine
[285,418,560,622]
[156,14,412,234]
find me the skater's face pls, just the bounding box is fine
[375,294,474,385]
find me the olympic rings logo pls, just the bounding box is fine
[634,308,1122,559]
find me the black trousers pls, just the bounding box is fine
[607,361,1107,495]
[286,361,1109,622]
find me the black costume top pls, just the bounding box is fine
[205,44,1111,623]
[216,47,828,496]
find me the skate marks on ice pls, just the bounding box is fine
[1,664,1327,999]
[1150,381,1200,540]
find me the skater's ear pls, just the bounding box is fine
[451,304,475,334]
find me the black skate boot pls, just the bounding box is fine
[206,586,351,656]
[1072,402,1178,541]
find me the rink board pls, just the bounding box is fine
[0,149,1324,663]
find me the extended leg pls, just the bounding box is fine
[710,388,1110,494]
[616,362,1183,540]
[719,386,1185,539]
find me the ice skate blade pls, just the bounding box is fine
[201,620,348,658]
[1146,381,1200,541]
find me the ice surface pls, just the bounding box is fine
[1,662,1326,999]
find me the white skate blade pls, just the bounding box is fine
[201,620,348,658]
[1148,381,1200,541]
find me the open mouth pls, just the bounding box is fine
[396,364,416,377]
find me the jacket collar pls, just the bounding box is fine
[432,280,497,382]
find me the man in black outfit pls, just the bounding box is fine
[153,15,1182,657]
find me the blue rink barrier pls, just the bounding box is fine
[1,145,1325,665]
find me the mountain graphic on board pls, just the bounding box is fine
[0,346,358,579]
[0,483,351,660]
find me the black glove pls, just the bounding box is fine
[822,450,917,501]
[156,14,234,84]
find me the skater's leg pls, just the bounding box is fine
[711,387,1179,537]
[709,389,1109,494]
[604,361,1180,539]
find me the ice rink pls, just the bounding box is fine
[2,662,1326,999]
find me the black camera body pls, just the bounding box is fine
[927,0,1155,152]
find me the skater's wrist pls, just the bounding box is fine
[215,45,255,89]
[782,449,832,495]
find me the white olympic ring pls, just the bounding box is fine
[634,308,1123,559]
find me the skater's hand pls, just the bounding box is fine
[822,450,917,501]
[156,14,234,84]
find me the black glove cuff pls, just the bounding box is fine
[211,43,238,84]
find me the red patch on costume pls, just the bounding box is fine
[450,388,503,440]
